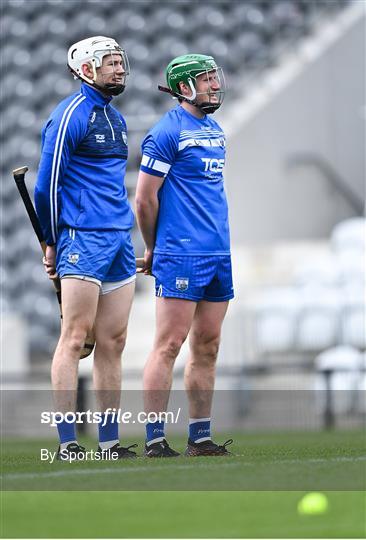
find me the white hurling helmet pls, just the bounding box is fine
[67,36,130,95]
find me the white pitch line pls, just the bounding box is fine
[3,462,237,481]
[2,455,365,482]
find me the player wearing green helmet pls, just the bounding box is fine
[158,53,226,114]
[136,52,233,458]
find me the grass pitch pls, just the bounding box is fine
[1,430,365,538]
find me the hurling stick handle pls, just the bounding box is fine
[13,166,45,247]
[13,166,61,298]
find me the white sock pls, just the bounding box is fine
[146,436,165,447]
[99,439,119,450]
[60,440,77,451]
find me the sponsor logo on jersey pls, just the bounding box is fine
[121,131,127,144]
[95,134,105,143]
[176,277,189,291]
[201,158,225,172]
[68,253,79,264]
[90,111,96,123]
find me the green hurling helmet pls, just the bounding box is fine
[161,53,226,114]
[166,54,217,92]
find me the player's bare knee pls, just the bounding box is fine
[96,332,127,357]
[60,324,91,353]
[157,335,185,363]
[191,333,220,363]
[62,333,87,356]
[114,332,127,353]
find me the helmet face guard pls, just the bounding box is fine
[184,66,226,114]
[68,36,130,96]
[162,54,226,114]
[92,48,130,95]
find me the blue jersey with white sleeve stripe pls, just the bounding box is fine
[140,105,230,255]
[35,83,133,246]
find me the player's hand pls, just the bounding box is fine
[137,248,153,276]
[136,257,144,273]
[43,245,58,281]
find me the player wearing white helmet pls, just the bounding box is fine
[35,36,137,461]
[67,36,130,96]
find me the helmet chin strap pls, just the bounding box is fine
[104,84,126,96]
[93,82,126,96]
[197,102,221,114]
[187,99,220,115]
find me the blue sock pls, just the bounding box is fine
[189,418,211,443]
[98,412,119,448]
[146,421,165,445]
[56,417,77,445]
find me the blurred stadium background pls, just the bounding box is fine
[1,0,365,434]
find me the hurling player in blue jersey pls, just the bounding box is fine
[135,54,234,457]
[35,37,137,460]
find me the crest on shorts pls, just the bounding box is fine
[68,253,79,264]
[176,277,189,291]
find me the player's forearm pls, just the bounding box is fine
[34,185,55,246]
[135,197,159,250]
[35,152,60,245]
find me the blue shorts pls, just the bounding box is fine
[152,254,234,302]
[56,228,136,282]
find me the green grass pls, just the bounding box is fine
[1,430,365,491]
[1,431,365,538]
[2,491,365,538]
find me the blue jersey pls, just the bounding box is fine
[140,105,230,255]
[35,83,134,246]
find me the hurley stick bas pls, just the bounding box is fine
[13,166,95,359]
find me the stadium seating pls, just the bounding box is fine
[254,288,300,354]
[314,345,363,415]
[0,0,349,356]
[330,217,366,254]
[246,217,365,367]
[296,287,341,352]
